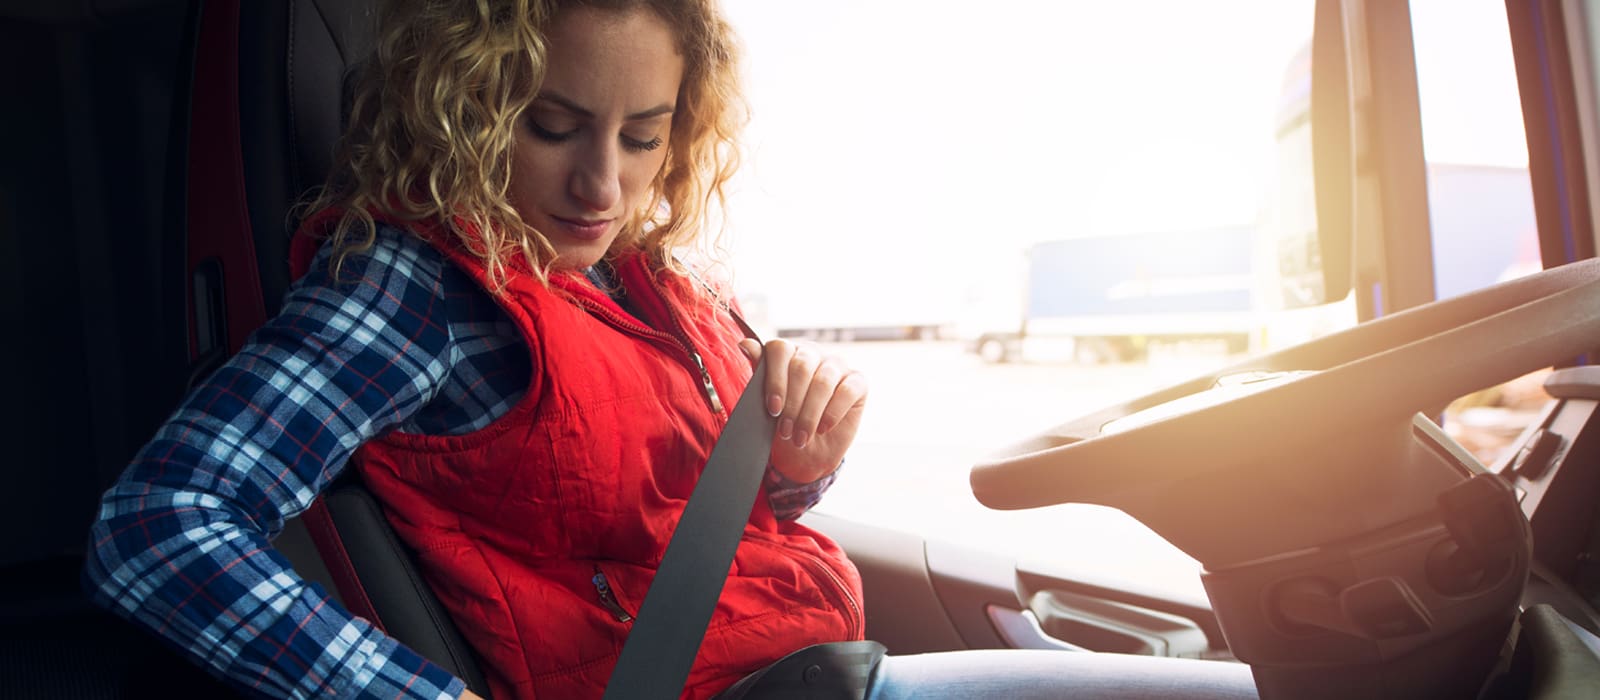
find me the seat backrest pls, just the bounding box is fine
[218,0,495,694]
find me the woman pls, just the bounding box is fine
[86,1,1256,698]
[90,0,861,697]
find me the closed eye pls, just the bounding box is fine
[527,117,576,143]
[623,135,663,153]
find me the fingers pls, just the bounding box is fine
[759,339,796,420]
[780,345,829,447]
[753,339,865,449]
[816,369,868,436]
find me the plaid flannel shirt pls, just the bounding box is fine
[84,226,836,698]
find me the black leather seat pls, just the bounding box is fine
[226,1,495,694]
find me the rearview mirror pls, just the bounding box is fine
[1307,0,1354,305]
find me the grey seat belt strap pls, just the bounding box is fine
[602,353,776,699]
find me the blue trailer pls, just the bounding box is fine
[972,226,1261,363]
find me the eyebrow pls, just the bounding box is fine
[536,91,675,121]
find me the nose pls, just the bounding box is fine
[569,138,622,213]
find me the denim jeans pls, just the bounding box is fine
[865,650,1259,699]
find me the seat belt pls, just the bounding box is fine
[602,352,777,699]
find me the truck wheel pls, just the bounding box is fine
[978,337,1011,363]
[1074,337,1118,364]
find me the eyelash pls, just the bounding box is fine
[623,135,664,153]
[527,119,663,153]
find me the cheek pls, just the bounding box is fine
[508,145,561,214]
[621,152,670,204]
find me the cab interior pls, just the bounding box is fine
[4,0,1600,698]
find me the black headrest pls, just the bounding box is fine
[239,0,374,312]
[287,0,374,190]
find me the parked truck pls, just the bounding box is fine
[754,267,956,343]
[969,226,1262,364]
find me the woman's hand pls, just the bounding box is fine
[738,338,868,484]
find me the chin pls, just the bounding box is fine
[552,247,608,271]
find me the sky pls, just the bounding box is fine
[718,0,1313,315]
[1411,0,1530,168]
[713,0,1529,322]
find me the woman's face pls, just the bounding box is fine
[509,6,685,270]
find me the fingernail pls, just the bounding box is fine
[778,417,794,441]
[767,395,782,417]
[793,429,810,449]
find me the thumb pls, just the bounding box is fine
[738,338,762,365]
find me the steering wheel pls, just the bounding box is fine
[971,257,1600,569]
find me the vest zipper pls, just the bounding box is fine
[744,535,863,642]
[797,551,863,640]
[570,289,727,416]
[690,350,725,414]
[644,273,729,416]
[592,567,634,622]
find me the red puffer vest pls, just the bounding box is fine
[290,213,864,699]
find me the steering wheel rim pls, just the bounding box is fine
[970,258,1600,565]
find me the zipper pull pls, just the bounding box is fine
[690,351,725,414]
[592,570,633,622]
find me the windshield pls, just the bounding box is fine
[719,0,1532,600]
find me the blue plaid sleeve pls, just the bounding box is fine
[83,230,469,699]
[765,463,839,521]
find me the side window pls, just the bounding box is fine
[1410,0,1550,466]
[1411,0,1540,297]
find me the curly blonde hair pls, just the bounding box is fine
[304,0,746,291]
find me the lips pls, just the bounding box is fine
[551,215,613,242]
